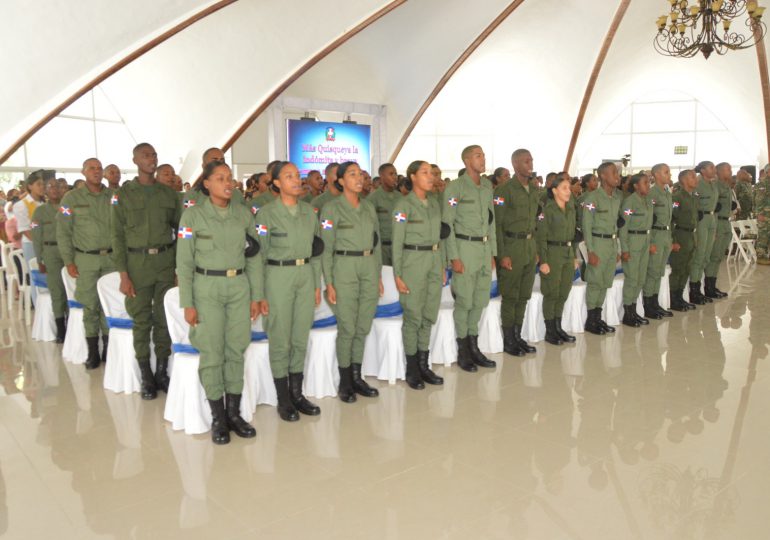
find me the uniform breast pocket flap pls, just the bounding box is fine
[270,231,289,247]
[196,233,214,251]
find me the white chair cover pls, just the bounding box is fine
[241,315,276,413]
[478,297,503,353]
[362,266,405,383]
[61,267,87,364]
[561,280,588,334]
[303,326,338,398]
[429,302,457,366]
[30,258,57,342]
[603,274,624,326]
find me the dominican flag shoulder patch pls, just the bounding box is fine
[623,208,634,216]
[177,227,193,239]
[584,203,596,212]
[256,224,268,236]
[321,219,333,230]
[184,199,195,209]
[30,221,39,229]
[447,197,458,207]
[60,205,72,216]
[494,197,505,206]
[673,201,680,208]
[537,212,544,221]
[251,205,259,215]
[394,212,407,222]
[111,194,118,206]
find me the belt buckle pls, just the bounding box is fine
[147,248,159,255]
[566,241,572,247]
[226,269,237,277]
[364,250,372,256]
[482,235,488,242]
[431,245,438,251]
[99,249,109,256]
[296,259,305,266]
[612,234,617,239]
[526,233,532,240]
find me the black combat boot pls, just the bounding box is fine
[584,308,605,335]
[85,337,101,370]
[704,276,727,299]
[502,326,525,356]
[555,317,576,343]
[622,305,641,328]
[337,366,356,403]
[225,393,257,438]
[138,359,157,400]
[55,317,66,343]
[207,397,230,445]
[274,377,299,421]
[643,296,663,320]
[670,291,688,312]
[154,357,170,393]
[652,295,673,317]
[597,308,616,333]
[513,324,536,353]
[456,337,477,372]
[100,335,109,364]
[689,282,707,305]
[288,372,320,416]
[544,319,563,345]
[416,351,443,385]
[467,335,496,368]
[405,353,425,390]
[351,363,378,397]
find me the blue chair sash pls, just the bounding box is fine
[375,301,403,318]
[31,270,48,288]
[68,299,84,309]
[106,317,133,329]
[312,316,337,329]
[172,343,199,354]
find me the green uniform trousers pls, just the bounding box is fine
[621,247,649,305]
[690,215,715,282]
[669,233,696,291]
[400,250,442,355]
[585,238,617,309]
[381,243,393,267]
[74,252,115,337]
[757,221,770,259]
[265,265,315,378]
[705,220,731,278]
[451,240,491,337]
[642,231,672,297]
[189,274,251,400]
[333,256,379,367]
[541,252,574,320]
[498,247,536,327]
[124,250,174,362]
[42,248,67,318]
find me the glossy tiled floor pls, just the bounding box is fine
[0,262,768,539]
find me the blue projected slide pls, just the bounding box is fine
[287,119,371,175]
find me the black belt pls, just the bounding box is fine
[547,240,572,247]
[652,225,670,231]
[195,267,243,277]
[628,230,649,235]
[381,241,392,246]
[128,244,173,255]
[267,258,310,266]
[455,233,488,242]
[334,249,373,257]
[75,247,112,255]
[403,244,439,251]
[505,231,533,240]
[718,216,729,221]
[43,241,58,246]
[675,225,696,232]
[703,210,715,215]
[591,233,617,239]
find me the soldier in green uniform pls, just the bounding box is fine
[310,162,341,214]
[320,161,384,402]
[704,162,733,299]
[669,169,700,310]
[536,174,578,345]
[618,173,654,327]
[31,178,68,342]
[57,158,115,369]
[256,162,323,422]
[689,161,718,304]
[756,164,770,264]
[576,173,599,233]
[444,145,497,371]
[176,160,262,444]
[366,163,400,266]
[582,162,623,335]
[643,163,674,319]
[251,185,280,211]
[112,143,181,400]
[303,170,323,203]
[494,149,540,356]
[392,161,446,390]
[734,168,753,220]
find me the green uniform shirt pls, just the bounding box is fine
[56,186,115,266]
[31,203,62,265]
[715,180,733,221]
[494,177,539,260]
[111,179,182,273]
[582,187,623,253]
[618,192,653,253]
[649,183,673,228]
[755,178,770,218]
[695,175,719,214]
[182,189,247,212]
[366,186,401,243]
[734,180,753,218]
[311,190,339,215]
[443,173,497,261]
[251,190,280,212]
[672,189,699,231]
[319,195,382,286]
[391,192,442,279]
[535,199,576,265]
[176,197,263,308]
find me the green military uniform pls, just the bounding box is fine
[392,192,443,355]
[182,189,247,212]
[704,179,733,281]
[618,192,653,305]
[31,203,67,318]
[311,190,339,215]
[576,191,592,232]
[111,179,181,372]
[690,175,718,282]
[734,180,753,220]
[669,189,699,294]
[582,187,622,309]
[176,197,263,400]
[535,199,576,320]
[319,196,381,368]
[366,186,401,266]
[755,177,770,261]
[56,187,116,337]
[256,199,321,377]
[643,183,673,298]
[251,190,279,212]
[494,177,539,328]
[444,174,497,338]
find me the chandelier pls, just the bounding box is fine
[654,0,767,59]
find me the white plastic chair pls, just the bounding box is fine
[0,240,9,296]
[30,258,57,342]
[362,266,406,383]
[61,267,88,364]
[8,249,32,325]
[733,220,757,264]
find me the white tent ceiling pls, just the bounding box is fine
[3,0,769,177]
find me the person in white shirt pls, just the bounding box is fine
[13,170,51,302]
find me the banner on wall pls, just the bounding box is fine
[287,119,371,176]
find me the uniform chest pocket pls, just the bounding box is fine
[270,231,290,248]
[74,205,92,222]
[126,202,146,227]
[195,233,214,251]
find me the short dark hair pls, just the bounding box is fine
[378,163,395,175]
[461,145,481,162]
[324,162,340,175]
[133,142,154,155]
[678,169,693,182]
[596,162,616,180]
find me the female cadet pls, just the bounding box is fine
[618,172,654,327]
[320,161,383,402]
[176,160,262,445]
[536,174,579,345]
[256,162,323,421]
[392,161,445,390]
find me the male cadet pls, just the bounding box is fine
[155,163,176,189]
[311,162,341,214]
[494,148,540,356]
[112,143,181,399]
[31,178,68,341]
[103,164,122,190]
[443,145,496,371]
[184,147,228,208]
[305,170,323,200]
[57,158,115,369]
[703,162,734,299]
[734,168,753,220]
[669,170,699,310]
[642,163,674,319]
[755,164,770,264]
[688,161,718,304]
[366,163,400,265]
[582,162,623,335]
